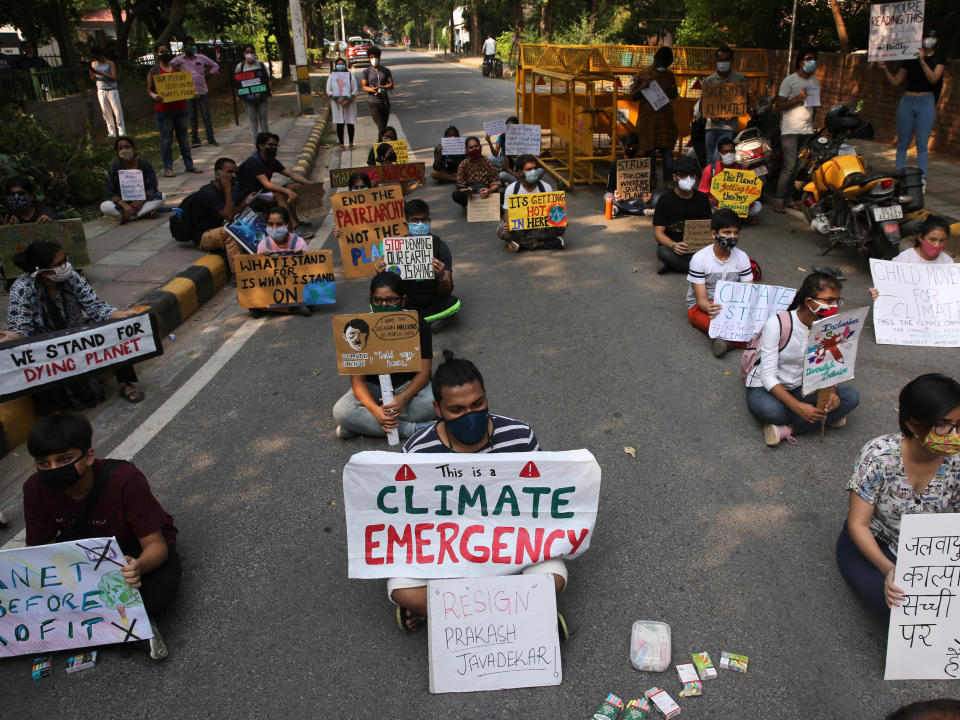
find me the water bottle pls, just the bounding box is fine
[604,192,614,220]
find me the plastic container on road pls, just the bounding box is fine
[630,620,671,672]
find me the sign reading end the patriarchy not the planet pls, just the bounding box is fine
[342,450,601,579]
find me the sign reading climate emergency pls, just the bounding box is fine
[0,312,162,402]
[342,450,601,579]
[506,191,567,232]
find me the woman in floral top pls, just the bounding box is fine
[837,374,960,616]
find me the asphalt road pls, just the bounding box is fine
[3,49,958,718]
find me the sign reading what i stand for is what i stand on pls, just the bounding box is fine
[232,251,335,308]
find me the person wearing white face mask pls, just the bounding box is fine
[327,57,358,149]
[1,241,145,405]
[698,136,762,222]
[498,155,565,251]
[774,50,821,213]
[702,45,748,165]
[651,156,712,273]
[361,47,393,132]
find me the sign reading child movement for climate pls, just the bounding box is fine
[869,259,960,347]
[506,192,566,231]
[708,281,797,343]
[331,184,407,279]
[0,537,153,657]
[331,311,422,376]
[868,0,925,62]
[0,312,162,402]
[233,251,335,309]
[800,306,870,395]
[342,450,602,579]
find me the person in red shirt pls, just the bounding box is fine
[699,136,761,221]
[147,42,201,178]
[23,412,180,660]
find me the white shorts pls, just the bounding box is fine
[386,558,568,604]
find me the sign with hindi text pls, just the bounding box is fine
[800,306,870,395]
[329,163,425,189]
[331,184,406,279]
[708,282,797,342]
[153,70,195,103]
[342,450,601,579]
[617,158,651,198]
[383,235,433,280]
[118,169,146,201]
[233,251,335,308]
[505,124,541,156]
[870,259,960,347]
[710,168,762,217]
[331,311,421,375]
[701,82,749,118]
[506,191,566,231]
[1,220,91,278]
[0,537,153,657]
[869,0,925,62]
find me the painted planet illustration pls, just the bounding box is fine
[547,203,566,226]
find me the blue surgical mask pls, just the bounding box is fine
[716,61,731,74]
[265,226,289,242]
[335,64,347,71]
[407,221,431,236]
[524,168,544,184]
[445,409,489,445]
[803,60,817,74]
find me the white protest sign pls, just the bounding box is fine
[0,312,162,402]
[804,85,821,108]
[382,235,434,281]
[708,282,797,342]
[885,513,960,680]
[342,450,601,579]
[117,169,146,201]
[484,119,508,138]
[428,575,561,693]
[800,306,870,395]
[441,136,466,155]
[640,80,670,111]
[0,537,153,657]
[505,124,541,156]
[869,0,925,62]
[870,259,960,347]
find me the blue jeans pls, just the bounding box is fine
[156,109,193,172]
[648,147,674,185]
[704,127,735,166]
[746,384,860,435]
[332,380,435,438]
[187,93,215,142]
[896,92,936,178]
[836,521,894,618]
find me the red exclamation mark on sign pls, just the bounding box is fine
[519,461,540,478]
[395,464,417,482]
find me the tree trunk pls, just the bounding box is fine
[155,0,187,46]
[540,0,552,42]
[269,0,295,78]
[470,1,480,55]
[589,0,599,33]
[52,0,95,131]
[429,17,435,47]
[829,0,851,54]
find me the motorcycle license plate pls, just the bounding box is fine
[873,205,903,221]
[753,165,768,176]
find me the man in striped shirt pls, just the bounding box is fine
[393,351,567,632]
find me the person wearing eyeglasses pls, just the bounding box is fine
[0,241,145,406]
[837,373,960,617]
[2,177,59,226]
[744,271,860,447]
[332,272,435,440]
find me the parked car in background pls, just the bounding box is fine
[346,36,373,67]
[381,36,395,47]
[324,38,348,53]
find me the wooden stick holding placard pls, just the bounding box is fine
[682,219,714,251]
[817,387,834,441]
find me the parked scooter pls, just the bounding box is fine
[733,82,780,195]
[798,102,924,259]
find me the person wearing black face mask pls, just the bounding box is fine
[744,271,860,447]
[2,176,59,226]
[606,132,660,217]
[686,209,754,358]
[390,351,568,633]
[23,412,179,660]
[147,43,200,178]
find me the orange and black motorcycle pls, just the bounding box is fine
[799,102,924,259]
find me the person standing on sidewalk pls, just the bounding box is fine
[326,57,358,149]
[773,50,820,213]
[629,46,679,190]
[235,44,271,140]
[89,46,125,137]
[147,43,201,178]
[702,45,747,165]
[361,47,393,132]
[879,29,946,181]
[481,34,497,62]
[172,36,220,148]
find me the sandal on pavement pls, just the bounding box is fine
[119,383,145,403]
[185,167,203,174]
[163,169,175,178]
[396,605,425,632]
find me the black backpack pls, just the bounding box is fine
[169,193,198,245]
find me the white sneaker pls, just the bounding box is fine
[506,241,520,253]
[148,618,168,660]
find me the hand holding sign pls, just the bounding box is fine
[640,80,670,111]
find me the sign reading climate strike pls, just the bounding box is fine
[342,450,602,579]
[506,191,566,232]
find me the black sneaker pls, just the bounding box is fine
[190,139,202,148]
[295,305,311,317]
[249,308,266,318]
[208,139,219,147]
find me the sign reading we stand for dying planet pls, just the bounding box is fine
[710,168,762,217]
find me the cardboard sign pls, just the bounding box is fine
[331,311,422,375]
[383,235,433,280]
[0,537,153,658]
[885,513,960,680]
[0,312,162,402]
[372,140,408,164]
[234,67,269,100]
[342,449,602,579]
[233,251,335,308]
[295,182,326,215]
[427,575,561,694]
[710,168,762,218]
[869,0,925,62]
[505,124,541,156]
[224,207,267,254]
[118,169,146,201]
[616,158,651,198]
[708,282,797,342]
[441,136,466,155]
[329,163,425,189]
[484,119,507,138]
[153,70,195,103]
[682,219,714,250]
[800,306,870,395]
[331,184,406,279]
[701,82,749,118]
[870,260,960,347]
[506,191,566,231]
[640,80,670,111]
[0,220,91,278]
[804,85,821,108]
[467,194,502,222]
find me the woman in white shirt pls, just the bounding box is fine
[869,217,954,301]
[745,272,860,447]
[326,58,358,149]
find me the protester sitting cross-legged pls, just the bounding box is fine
[332,272,435,440]
[393,351,568,634]
[452,135,500,209]
[486,116,519,178]
[374,143,421,195]
[374,199,459,327]
[2,177,59,226]
[431,125,467,184]
[606,132,659,217]
[188,157,254,267]
[367,126,398,166]
[652,156,712,274]
[686,209,753,358]
[836,373,960,618]
[0,241,146,408]
[100,136,164,224]
[249,206,311,318]
[23,412,180,660]
[498,155,565,252]
[698,136,762,222]
[744,271,860,447]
